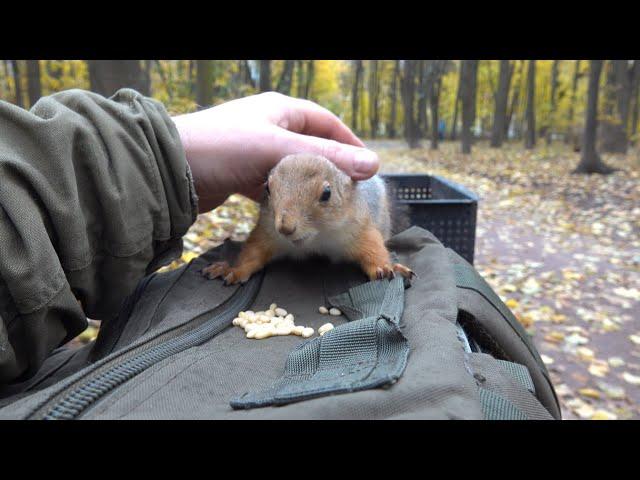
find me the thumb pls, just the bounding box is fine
[276,130,380,180]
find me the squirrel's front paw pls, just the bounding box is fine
[366,263,416,281]
[392,263,417,280]
[201,261,251,285]
[202,261,231,280]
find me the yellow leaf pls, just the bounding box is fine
[591,410,617,420]
[578,388,601,399]
[181,251,199,263]
[505,298,519,309]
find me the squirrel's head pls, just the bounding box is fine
[264,154,356,246]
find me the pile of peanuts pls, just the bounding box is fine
[232,303,341,340]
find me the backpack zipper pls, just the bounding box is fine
[28,272,264,420]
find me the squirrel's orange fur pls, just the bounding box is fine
[202,153,414,285]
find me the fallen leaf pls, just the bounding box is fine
[578,388,601,399]
[622,372,640,386]
[591,410,618,420]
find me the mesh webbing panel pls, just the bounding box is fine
[230,277,409,409]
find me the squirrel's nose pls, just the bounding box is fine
[276,215,297,236]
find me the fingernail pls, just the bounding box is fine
[353,149,379,175]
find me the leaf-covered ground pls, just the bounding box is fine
[74,140,640,420]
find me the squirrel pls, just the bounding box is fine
[202,153,415,285]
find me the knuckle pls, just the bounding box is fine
[319,140,341,160]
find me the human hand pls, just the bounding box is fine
[171,92,380,212]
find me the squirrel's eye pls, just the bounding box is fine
[265,183,270,196]
[320,185,331,202]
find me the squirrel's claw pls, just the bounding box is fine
[202,261,230,280]
[393,263,416,281]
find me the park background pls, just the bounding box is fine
[1,60,638,420]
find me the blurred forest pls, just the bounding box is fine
[2,60,639,420]
[1,60,639,170]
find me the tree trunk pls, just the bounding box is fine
[416,60,431,138]
[189,61,196,96]
[600,60,626,153]
[259,60,272,92]
[26,60,42,108]
[276,60,295,95]
[239,60,255,88]
[566,60,581,145]
[546,60,560,145]
[506,60,523,138]
[0,61,8,98]
[351,60,363,134]
[387,60,400,138]
[490,60,512,147]
[524,60,536,149]
[195,60,214,108]
[450,63,463,140]
[574,61,614,174]
[303,60,315,100]
[9,60,24,107]
[599,60,640,153]
[155,60,174,101]
[460,60,478,154]
[430,61,443,150]
[401,60,420,148]
[296,60,305,98]
[88,60,148,97]
[368,60,380,138]
[631,80,640,146]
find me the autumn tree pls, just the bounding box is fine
[416,60,430,138]
[600,60,640,153]
[9,60,24,107]
[524,60,536,149]
[450,63,462,140]
[574,60,615,175]
[26,60,42,108]
[546,60,560,145]
[387,60,400,138]
[566,60,582,146]
[401,60,420,148]
[429,60,445,149]
[368,60,380,138]
[276,60,295,95]
[303,60,314,99]
[460,60,478,154]
[631,78,640,145]
[259,60,272,92]
[490,60,512,147]
[351,60,364,134]
[196,60,214,108]
[239,60,255,89]
[88,60,149,97]
[506,60,524,139]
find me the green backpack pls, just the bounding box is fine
[0,227,560,420]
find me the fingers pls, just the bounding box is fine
[274,129,380,180]
[283,97,365,148]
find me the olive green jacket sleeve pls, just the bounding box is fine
[0,88,199,384]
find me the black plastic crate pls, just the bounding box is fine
[381,174,479,264]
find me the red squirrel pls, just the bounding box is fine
[202,153,414,284]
